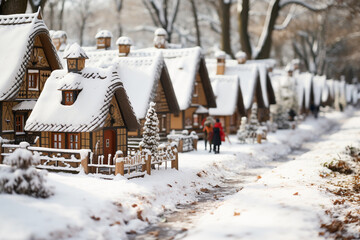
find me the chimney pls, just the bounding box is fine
[95,30,113,50]
[116,36,133,57]
[63,43,89,73]
[235,51,247,64]
[154,28,167,49]
[215,51,226,75]
[52,30,67,51]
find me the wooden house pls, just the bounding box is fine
[130,46,217,135]
[25,43,139,162]
[206,55,271,122]
[86,36,180,139]
[208,75,245,134]
[0,11,62,144]
[321,79,335,107]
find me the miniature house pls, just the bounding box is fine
[95,30,113,50]
[25,43,139,162]
[208,75,245,134]
[206,58,272,123]
[86,37,179,141]
[143,47,217,134]
[0,11,62,143]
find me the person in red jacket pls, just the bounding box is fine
[212,118,225,154]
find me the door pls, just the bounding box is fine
[103,129,116,164]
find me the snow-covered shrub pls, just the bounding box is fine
[139,102,160,157]
[0,142,52,198]
[237,117,248,143]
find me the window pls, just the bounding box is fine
[28,70,39,90]
[52,133,65,149]
[193,114,199,126]
[193,82,199,97]
[67,59,77,71]
[68,133,80,149]
[15,115,24,133]
[64,91,74,105]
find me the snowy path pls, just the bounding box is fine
[129,111,351,239]
[183,111,359,240]
[0,109,356,240]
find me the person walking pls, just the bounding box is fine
[212,119,225,154]
[203,123,213,152]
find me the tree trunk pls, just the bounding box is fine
[0,0,27,14]
[59,0,66,30]
[237,0,252,59]
[190,0,201,46]
[219,0,233,58]
[49,2,55,29]
[256,0,281,59]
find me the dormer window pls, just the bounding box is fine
[62,90,80,105]
[27,69,39,91]
[67,58,85,73]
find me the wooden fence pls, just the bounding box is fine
[1,142,178,179]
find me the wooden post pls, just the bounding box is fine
[178,139,183,153]
[256,134,262,144]
[81,153,89,174]
[193,139,198,151]
[115,159,124,176]
[171,147,179,170]
[146,154,151,175]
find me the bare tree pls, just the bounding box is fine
[75,0,93,46]
[58,0,66,29]
[114,0,123,37]
[238,0,332,59]
[189,0,201,46]
[0,0,28,14]
[142,0,180,42]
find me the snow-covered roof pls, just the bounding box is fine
[247,59,277,69]
[95,30,113,39]
[86,50,179,119]
[208,75,244,116]
[0,10,62,101]
[63,43,89,59]
[295,72,313,109]
[116,36,133,46]
[313,75,326,106]
[25,66,139,132]
[346,84,359,105]
[206,59,264,110]
[130,47,216,110]
[12,100,37,111]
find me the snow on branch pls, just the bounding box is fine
[274,5,296,30]
[279,0,332,12]
[127,25,158,33]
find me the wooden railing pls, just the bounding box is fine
[1,142,179,179]
[0,143,90,173]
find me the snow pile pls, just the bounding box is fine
[0,143,52,198]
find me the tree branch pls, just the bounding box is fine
[279,0,331,12]
[274,5,296,30]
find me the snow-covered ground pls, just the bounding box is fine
[0,108,358,239]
